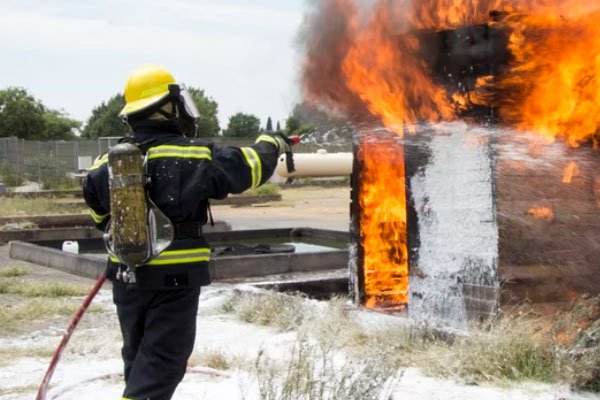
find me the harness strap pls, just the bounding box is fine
[173,222,203,239]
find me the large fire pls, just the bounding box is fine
[301,0,600,310]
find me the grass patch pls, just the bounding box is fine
[553,296,600,391]
[0,197,87,217]
[0,298,103,335]
[0,280,90,297]
[189,348,234,370]
[0,345,55,367]
[251,338,398,400]
[422,318,555,383]
[246,183,281,196]
[0,384,40,396]
[0,166,24,188]
[222,291,307,331]
[224,291,600,390]
[0,266,29,278]
[348,324,443,372]
[354,316,557,386]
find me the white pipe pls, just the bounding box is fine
[275,151,353,178]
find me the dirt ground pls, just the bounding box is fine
[213,186,351,231]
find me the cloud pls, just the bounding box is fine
[0,0,303,128]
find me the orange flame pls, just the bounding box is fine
[452,76,495,112]
[562,162,580,184]
[359,138,408,310]
[342,2,453,134]
[497,3,600,146]
[527,207,554,221]
[410,0,503,30]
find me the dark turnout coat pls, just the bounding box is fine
[83,120,280,290]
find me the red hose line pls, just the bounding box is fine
[36,274,107,400]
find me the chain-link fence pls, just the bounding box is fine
[0,135,350,185]
[0,137,257,183]
[0,137,124,183]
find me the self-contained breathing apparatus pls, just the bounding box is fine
[104,142,174,283]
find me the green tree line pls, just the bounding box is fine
[0,86,325,141]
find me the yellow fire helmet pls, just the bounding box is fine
[119,65,177,117]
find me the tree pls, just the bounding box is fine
[82,94,129,139]
[0,87,47,139]
[284,116,301,135]
[188,88,220,138]
[276,121,281,132]
[222,113,261,138]
[43,110,80,140]
[265,117,273,132]
[0,87,80,140]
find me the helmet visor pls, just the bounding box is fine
[179,85,200,119]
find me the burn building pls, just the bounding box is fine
[349,22,600,329]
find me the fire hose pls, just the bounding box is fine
[36,274,107,400]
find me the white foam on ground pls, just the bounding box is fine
[1,279,599,400]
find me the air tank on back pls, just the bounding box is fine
[107,143,150,267]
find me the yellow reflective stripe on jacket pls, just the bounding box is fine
[109,247,211,265]
[147,145,212,161]
[88,154,108,171]
[241,147,262,188]
[256,134,279,148]
[90,209,109,224]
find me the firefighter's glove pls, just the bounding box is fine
[269,132,300,156]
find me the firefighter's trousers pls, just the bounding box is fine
[113,282,201,400]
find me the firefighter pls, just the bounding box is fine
[83,65,294,400]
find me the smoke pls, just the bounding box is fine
[299,0,368,123]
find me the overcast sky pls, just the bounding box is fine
[0,0,305,129]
